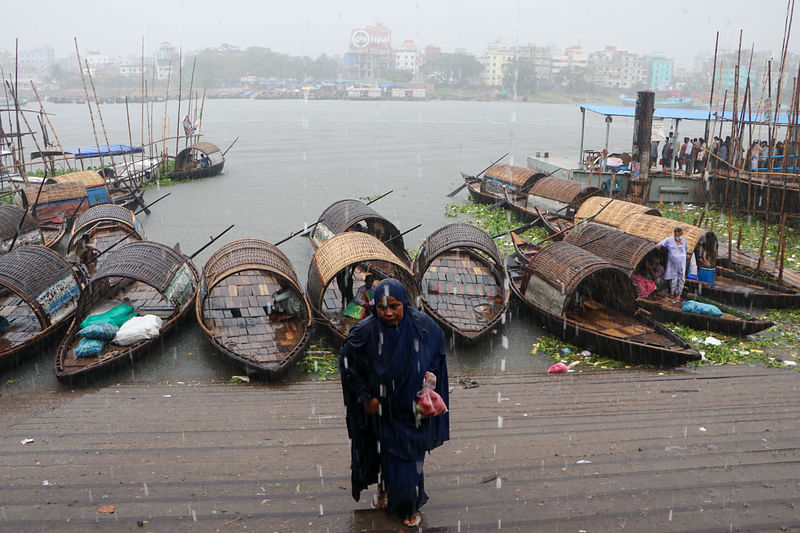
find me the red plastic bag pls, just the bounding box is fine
[548,362,569,373]
[415,371,447,418]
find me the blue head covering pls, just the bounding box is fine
[374,278,408,306]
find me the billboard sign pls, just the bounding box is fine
[350,25,391,51]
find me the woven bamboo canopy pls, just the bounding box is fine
[47,170,106,188]
[414,223,503,273]
[482,164,541,191]
[527,176,600,205]
[0,245,81,328]
[314,199,410,263]
[306,232,419,308]
[618,213,717,263]
[564,223,657,276]
[69,204,140,249]
[202,238,305,297]
[92,241,198,300]
[175,142,222,167]
[574,197,661,227]
[0,205,41,243]
[523,242,637,317]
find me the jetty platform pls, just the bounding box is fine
[1,365,799,532]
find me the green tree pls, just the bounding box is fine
[421,53,484,87]
[380,69,413,83]
[502,58,536,95]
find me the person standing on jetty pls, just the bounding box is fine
[339,278,449,528]
[656,227,688,301]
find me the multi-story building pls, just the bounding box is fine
[343,23,393,80]
[647,54,673,91]
[154,42,178,80]
[394,40,418,79]
[18,45,55,72]
[516,44,553,84]
[552,45,587,74]
[481,44,513,87]
[589,46,647,89]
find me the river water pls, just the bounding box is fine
[2,99,707,392]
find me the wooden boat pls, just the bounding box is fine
[572,196,661,228]
[717,243,800,291]
[308,198,412,265]
[561,224,774,336]
[503,176,599,238]
[54,241,199,383]
[618,213,800,308]
[306,232,420,342]
[67,204,145,274]
[196,239,312,378]
[464,164,543,205]
[413,223,508,342]
[507,241,700,367]
[0,246,83,365]
[169,142,225,180]
[0,205,45,252]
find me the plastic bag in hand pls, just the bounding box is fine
[415,371,448,418]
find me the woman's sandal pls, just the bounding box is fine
[403,512,421,527]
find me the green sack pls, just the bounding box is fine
[80,304,136,329]
[343,300,366,320]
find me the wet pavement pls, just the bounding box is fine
[1,365,799,532]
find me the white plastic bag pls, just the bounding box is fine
[687,253,698,279]
[112,315,163,346]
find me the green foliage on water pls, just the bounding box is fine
[532,335,627,369]
[444,201,550,255]
[298,340,339,380]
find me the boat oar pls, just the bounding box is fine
[275,221,320,246]
[447,152,509,197]
[83,228,136,266]
[487,196,507,211]
[221,137,239,157]
[533,196,615,246]
[9,171,48,251]
[365,189,392,205]
[276,190,394,247]
[384,223,422,246]
[133,193,171,216]
[189,224,235,259]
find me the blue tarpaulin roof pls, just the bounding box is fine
[578,104,791,125]
[65,144,143,160]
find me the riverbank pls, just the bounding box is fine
[2,365,798,532]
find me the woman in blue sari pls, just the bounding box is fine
[339,278,449,527]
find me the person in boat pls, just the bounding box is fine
[339,278,449,528]
[354,274,375,311]
[656,227,688,300]
[74,233,100,265]
[336,266,355,310]
[644,256,666,292]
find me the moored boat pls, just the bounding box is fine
[617,213,800,308]
[464,164,543,205]
[413,223,508,342]
[562,223,774,336]
[306,232,420,341]
[169,142,225,180]
[196,239,312,378]
[308,198,412,265]
[0,246,83,365]
[67,204,145,274]
[0,205,45,252]
[54,241,199,383]
[572,196,661,228]
[507,241,700,367]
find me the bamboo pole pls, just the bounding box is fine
[30,81,72,172]
[85,58,122,172]
[737,225,743,249]
[778,214,787,283]
[175,48,182,157]
[5,82,52,182]
[728,215,733,262]
[161,60,172,176]
[74,39,105,172]
[14,40,25,180]
[185,57,196,150]
[705,32,719,142]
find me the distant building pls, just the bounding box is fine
[84,52,115,74]
[343,23,392,80]
[154,42,179,81]
[516,44,553,84]
[18,45,55,72]
[552,45,587,74]
[589,46,646,89]
[647,54,673,91]
[119,61,145,77]
[394,40,419,79]
[481,44,513,87]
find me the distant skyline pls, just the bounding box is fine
[2,0,796,69]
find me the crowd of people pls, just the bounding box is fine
[650,132,794,174]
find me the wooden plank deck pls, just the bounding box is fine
[1,366,798,531]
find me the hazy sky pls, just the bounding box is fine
[2,0,795,69]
